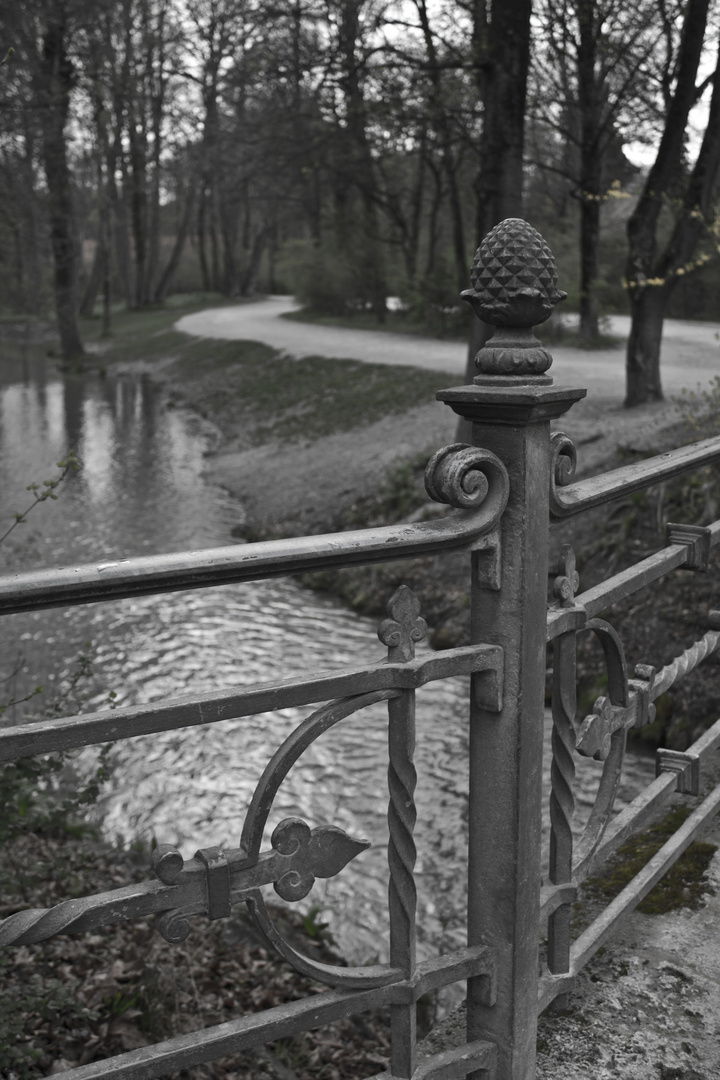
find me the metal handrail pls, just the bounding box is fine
[550,432,720,518]
[0,506,494,615]
[0,442,511,615]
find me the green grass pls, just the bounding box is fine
[84,301,453,446]
[78,292,241,356]
[172,345,452,444]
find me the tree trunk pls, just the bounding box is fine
[117,149,136,306]
[336,0,387,319]
[625,285,668,405]
[219,197,239,296]
[197,198,210,292]
[576,0,601,341]
[111,174,133,308]
[625,0,715,405]
[458,0,531,437]
[79,238,102,317]
[154,184,197,303]
[416,0,467,294]
[578,194,600,340]
[240,228,267,296]
[405,136,427,285]
[209,189,221,292]
[37,7,84,360]
[128,120,148,306]
[21,119,43,314]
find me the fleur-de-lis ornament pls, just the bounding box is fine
[378,585,428,662]
[553,544,580,608]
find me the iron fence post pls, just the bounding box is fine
[437,220,586,1079]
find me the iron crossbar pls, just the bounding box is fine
[547,515,720,641]
[0,644,503,762]
[21,947,495,1080]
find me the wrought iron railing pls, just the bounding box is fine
[2,217,720,1079]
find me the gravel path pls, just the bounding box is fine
[176,296,720,401]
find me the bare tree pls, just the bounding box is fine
[624,0,720,405]
[6,0,86,359]
[531,0,660,340]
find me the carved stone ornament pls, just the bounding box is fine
[462,218,567,381]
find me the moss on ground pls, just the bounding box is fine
[584,806,718,914]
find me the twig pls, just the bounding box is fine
[0,450,82,546]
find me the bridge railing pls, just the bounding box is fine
[2,218,720,1080]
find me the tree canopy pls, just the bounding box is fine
[1,0,719,403]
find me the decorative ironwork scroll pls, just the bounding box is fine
[543,529,720,1014]
[547,545,581,998]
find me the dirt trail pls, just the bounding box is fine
[176,296,720,399]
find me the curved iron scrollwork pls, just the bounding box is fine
[425,442,510,516]
[549,431,578,513]
[572,619,631,876]
[150,584,430,992]
[548,568,720,882]
[237,688,404,989]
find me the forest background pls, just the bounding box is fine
[2,0,720,405]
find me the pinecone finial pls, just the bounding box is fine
[462,219,567,382]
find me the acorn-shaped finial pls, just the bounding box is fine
[462,219,566,329]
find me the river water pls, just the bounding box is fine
[0,343,656,984]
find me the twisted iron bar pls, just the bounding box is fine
[387,694,418,973]
[379,585,423,1078]
[549,691,576,883]
[651,629,720,700]
[0,878,172,948]
[0,903,88,948]
[547,629,577,994]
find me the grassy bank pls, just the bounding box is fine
[81,301,452,451]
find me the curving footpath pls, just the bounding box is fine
[176,296,720,402]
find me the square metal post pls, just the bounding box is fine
[438,220,586,1080]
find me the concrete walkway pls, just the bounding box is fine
[176,296,720,403]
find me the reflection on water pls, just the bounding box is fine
[0,342,655,985]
